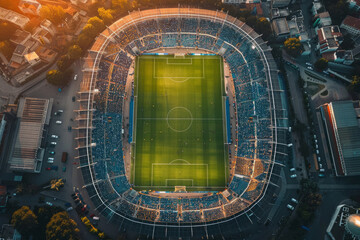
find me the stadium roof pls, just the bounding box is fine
[322,101,360,176]
[8,97,52,173]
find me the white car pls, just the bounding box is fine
[291,198,298,204]
[50,142,57,145]
[58,110,63,113]
[47,160,54,164]
[290,174,297,178]
[287,204,295,211]
[289,168,296,172]
[56,121,62,124]
[46,202,53,206]
[307,66,313,70]
[51,135,59,139]
[74,74,78,81]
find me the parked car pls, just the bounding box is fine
[51,135,59,139]
[49,151,55,155]
[50,166,58,171]
[290,174,297,178]
[66,207,73,211]
[58,110,63,113]
[287,204,295,211]
[72,96,76,102]
[291,198,298,204]
[65,202,72,208]
[290,168,296,172]
[46,167,51,170]
[50,142,57,146]
[62,166,66,172]
[56,121,62,124]
[46,202,53,206]
[319,173,325,177]
[74,74,78,81]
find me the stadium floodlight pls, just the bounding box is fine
[251,45,256,50]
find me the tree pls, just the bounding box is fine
[0,22,17,41]
[284,37,303,58]
[33,205,64,240]
[87,17,105,33]
[81,24,98,38]
[57,54,73,71]
[348,75,360,94]
[314,58,328,71]
[68,45,82,60]
[77,33,93,50]
[46,69,63,86]
[0,40,14,60]
[98,7,114,25]
[40,5,66,25]
[112,0,130,10]
[46,212,79,240]
[11,206,38,237]
[340,34,355,50]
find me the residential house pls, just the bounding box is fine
[317,25,343,55]
[18,0,42,15]
[340,15,360,36]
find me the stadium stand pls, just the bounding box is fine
[76,8,288,237]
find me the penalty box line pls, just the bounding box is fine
[151,163,209,187]
[152,57,205,79]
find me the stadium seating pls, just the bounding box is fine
[81,12,274,225]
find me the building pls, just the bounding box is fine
[320,101,360,176]
[312,0,326,16]
[7,97,53,173]
[0,7,29,29]
[271,8,290,19]
[327,204,360,240]
[317,25,343,55]
[0,224,21,240]
[348,0,360,12]
[271,0,292,8]
[222,0,261,3]
[341,16,360,36]
[315,11,332,28]
[0,186,7,208]
[272,18,290,39]
[24,52,40,66]
[18,0,42,15]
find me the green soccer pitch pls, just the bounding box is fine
[131,55,228,191]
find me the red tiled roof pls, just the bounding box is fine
[342,16,360,30]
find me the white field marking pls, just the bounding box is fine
[132,57,141,183]
[151,163,209,187]
[166,107,193,133]
[219,58,228,184]
[152,56,205,79]
[137,118,222,120]
[165,179,194,186]
[169,159,191,164]
[166,58,193,64]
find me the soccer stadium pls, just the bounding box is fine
[76,8,288,238]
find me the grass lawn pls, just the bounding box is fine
[132,55,228,191]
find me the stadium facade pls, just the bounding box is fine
[76,8,288,238]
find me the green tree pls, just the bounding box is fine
[68,45,82,60]
[57,54,72,71]
[340,34,355,50]
[314,58,328,71]
[81,24,98,38]
[33,205,64,240]
[98,7,114,25]
[46,212,79,240]
[40,5,66,25]
[46,69,63,86]
[77,33,93,50]
[11,206,38,237]
[348,75,360,93]
[284,38,303,58]
[87,16,105,33]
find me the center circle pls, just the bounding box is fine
[166,107,193,132]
